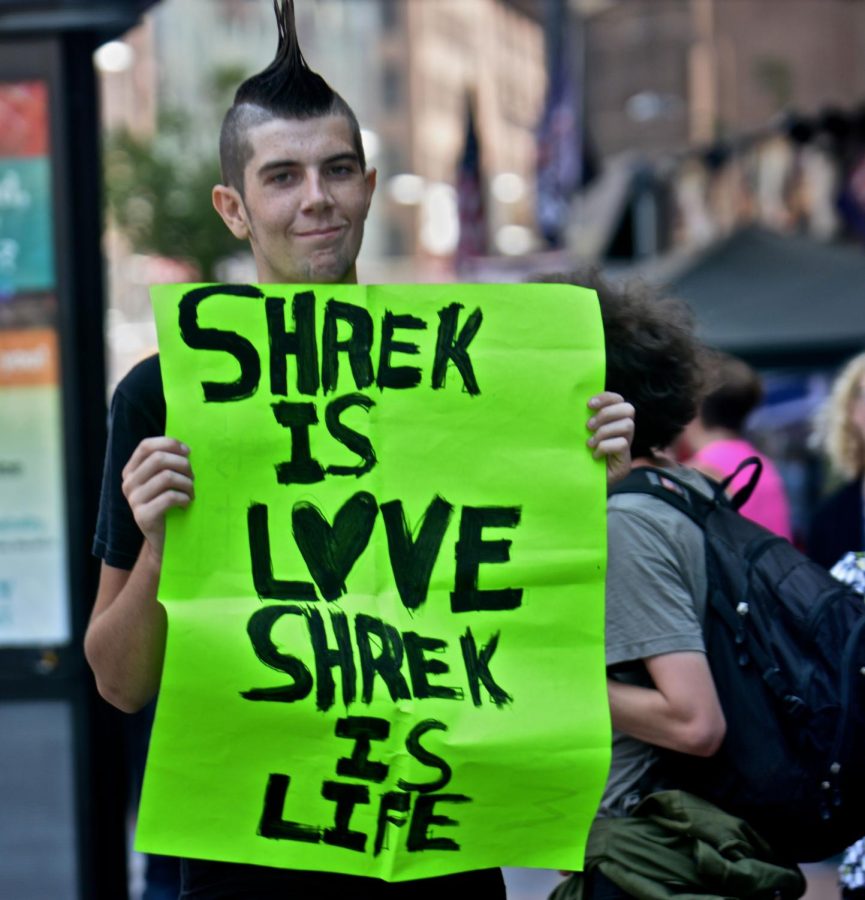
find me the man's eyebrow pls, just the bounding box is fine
[256,152,360,178]
[322,152,361,166]
[257,159,301,176]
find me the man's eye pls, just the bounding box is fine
[328,164,355,177]
[269,171,294,185]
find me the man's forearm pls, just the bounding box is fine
[607,676,724,758]
[84,547,167,713]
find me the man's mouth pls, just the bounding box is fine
[296,225,345,239]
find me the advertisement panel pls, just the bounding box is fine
[0,80,68,647]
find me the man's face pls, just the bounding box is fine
[219,114,375,284]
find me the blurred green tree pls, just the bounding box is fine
[102,63,249,279]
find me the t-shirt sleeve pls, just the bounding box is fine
[605,499,705,667]
[92,357,164,570]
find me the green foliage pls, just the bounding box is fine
[103,118,239,279]
[102,64,253,279]
[207,62,249,108]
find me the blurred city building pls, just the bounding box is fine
[95,0,865,541]
[558,0,865,545]
[582,0,865,157]
[97,0,865,294]
[560,0,865,264]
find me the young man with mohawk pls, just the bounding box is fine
[85,2,634,896]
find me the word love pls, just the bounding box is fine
[259,716,470,856]
[248,491,524,612]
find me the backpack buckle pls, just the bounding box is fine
[783,694,805,717]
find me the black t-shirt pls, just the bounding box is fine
[92,354,504,898]
[93,353,165,569]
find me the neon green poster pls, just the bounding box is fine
[138,283,610,881]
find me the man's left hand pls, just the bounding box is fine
[586,391,634,486]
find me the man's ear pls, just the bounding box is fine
[212,184,249,240]
[363,167,377,214]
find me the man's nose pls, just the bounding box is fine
[301,171,333,211]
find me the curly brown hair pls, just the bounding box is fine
[539,269,707,458]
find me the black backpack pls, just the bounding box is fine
[611,460,865,862]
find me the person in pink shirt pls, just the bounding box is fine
[682,354,794,540]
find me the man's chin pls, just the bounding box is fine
[305,253,354,284]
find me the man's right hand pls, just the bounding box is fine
[86,435,192,712]
[121,436,194,559]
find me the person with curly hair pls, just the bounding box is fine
[806,352,865,899]
[544,271,804,900]
[807,351,865,570]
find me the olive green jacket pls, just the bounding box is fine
[550,791,806,900]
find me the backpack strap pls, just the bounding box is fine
[614,468,810,721]
[610,466,720,529]
[718,456,763,511]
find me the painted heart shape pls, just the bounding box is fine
[292,491,378,601]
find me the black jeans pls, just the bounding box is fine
[179,859,506,899]
[582,869,634,900]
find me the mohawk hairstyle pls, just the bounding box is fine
[219,0,365,193]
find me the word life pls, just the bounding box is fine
[259,715,470,856]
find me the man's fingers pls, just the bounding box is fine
[587,414,635,448]
[126,448,193,485]
[586,400,635,431]
[120,437,195,553]
[132,491,193,548]
[587,404,635,456]
[126,468,195,509]
[587,390,626,410]
[591,402,636,428]
[592,436,631,460]
[122,448,193,497]
[122,436,190,482]
[135,491,193,524]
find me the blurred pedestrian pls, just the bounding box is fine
[543,271,804,900]
[810,351,865,899]
[807,351,865,569]
[834,550,865,898]
[682,353,793,540]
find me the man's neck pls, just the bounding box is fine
[253,263,360,286]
